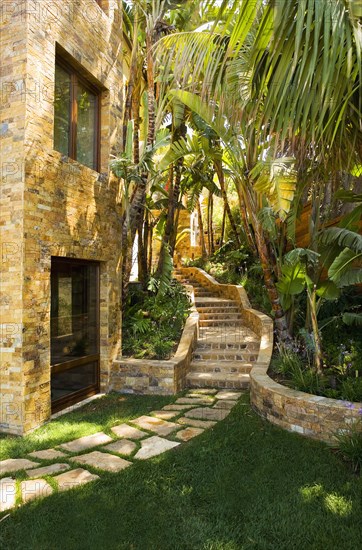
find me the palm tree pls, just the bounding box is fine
[154,0,361,341]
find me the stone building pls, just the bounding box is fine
[0,0,125,434]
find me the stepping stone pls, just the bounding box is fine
[186,393,217,399]
[0,458,39,475]
[103,439,137,456]
[26,463,70,477]
[20,479,53,503]
[71,451,132,473]
[175,397,213,405]
[0,478,16,512]
[176,427,205,442]
[215,390,242,401]
[162,404,195,411]
[150,410,178,420]
[134,436,180,460]
[177,417,217,429]
[28,449,67,460]
[132,416,180,437]
[186,389,218,395]
[60,432,113,453]
[54,468,99,491]
[184,408,230,421]
[111,424,147,440]
[213,400,237,410]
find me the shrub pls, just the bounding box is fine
[271,345,325,395]
[122,279,190,360]
[340,378,362,403]
[334,421,362,474]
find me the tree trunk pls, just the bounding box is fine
[138,214,149,288]
[243,186,290,342]
[213,159,241,247]
[148,221,155,274]
[122,8,139,151]
[234,180,257,253]
[146,30,155,148]
[170,202,181,257]
[220,205,226,247]
[208,190,215,255]
[308,286,323,373]
[132,82,141,165]
[197,199,207,259]
[156,121,186,276]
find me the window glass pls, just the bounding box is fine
[54,64,71,156]
[53,60,99,171]
[77,83,97,169]
[51,261,98,365]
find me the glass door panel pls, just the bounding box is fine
[50,258,99,412]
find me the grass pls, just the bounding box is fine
[0,393,173,462]
[1,393,362,550]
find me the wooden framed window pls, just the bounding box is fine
[54,59,100,171]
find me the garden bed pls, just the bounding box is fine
[111,285,199,395]
[250,364,362,444]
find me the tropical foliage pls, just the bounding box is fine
[122,279,190,359]
[116,1,361,378]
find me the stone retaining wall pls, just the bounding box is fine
[182,268,362,443]
[111,287,199,394]
[250,368,362,444]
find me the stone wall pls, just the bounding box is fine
[111,287,199,394]
[0,2,27,435]
[0,0,125,434]
[180,269,362,443]
[250,368,362,444]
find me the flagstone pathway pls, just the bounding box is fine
[0,389,242,513]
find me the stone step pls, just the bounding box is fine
[186,371,250,389]
[197,306,240,314]
[196,339,259,350]
[189,360,253,374]
[199,319,245,327]
[193,348,258,361]
[195,299,236,307]
[198,312,243,321]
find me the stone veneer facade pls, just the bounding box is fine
[1,0,125,434]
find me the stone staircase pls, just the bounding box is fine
[174,270,260,390]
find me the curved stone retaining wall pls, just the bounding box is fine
[250,367,362,444]
[183,268,362,444]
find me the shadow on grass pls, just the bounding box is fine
[1,394,362,550]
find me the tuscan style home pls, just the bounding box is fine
[1,0,125,434]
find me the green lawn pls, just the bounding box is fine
[1,393,361,550]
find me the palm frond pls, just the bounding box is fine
[156,245,173,298]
